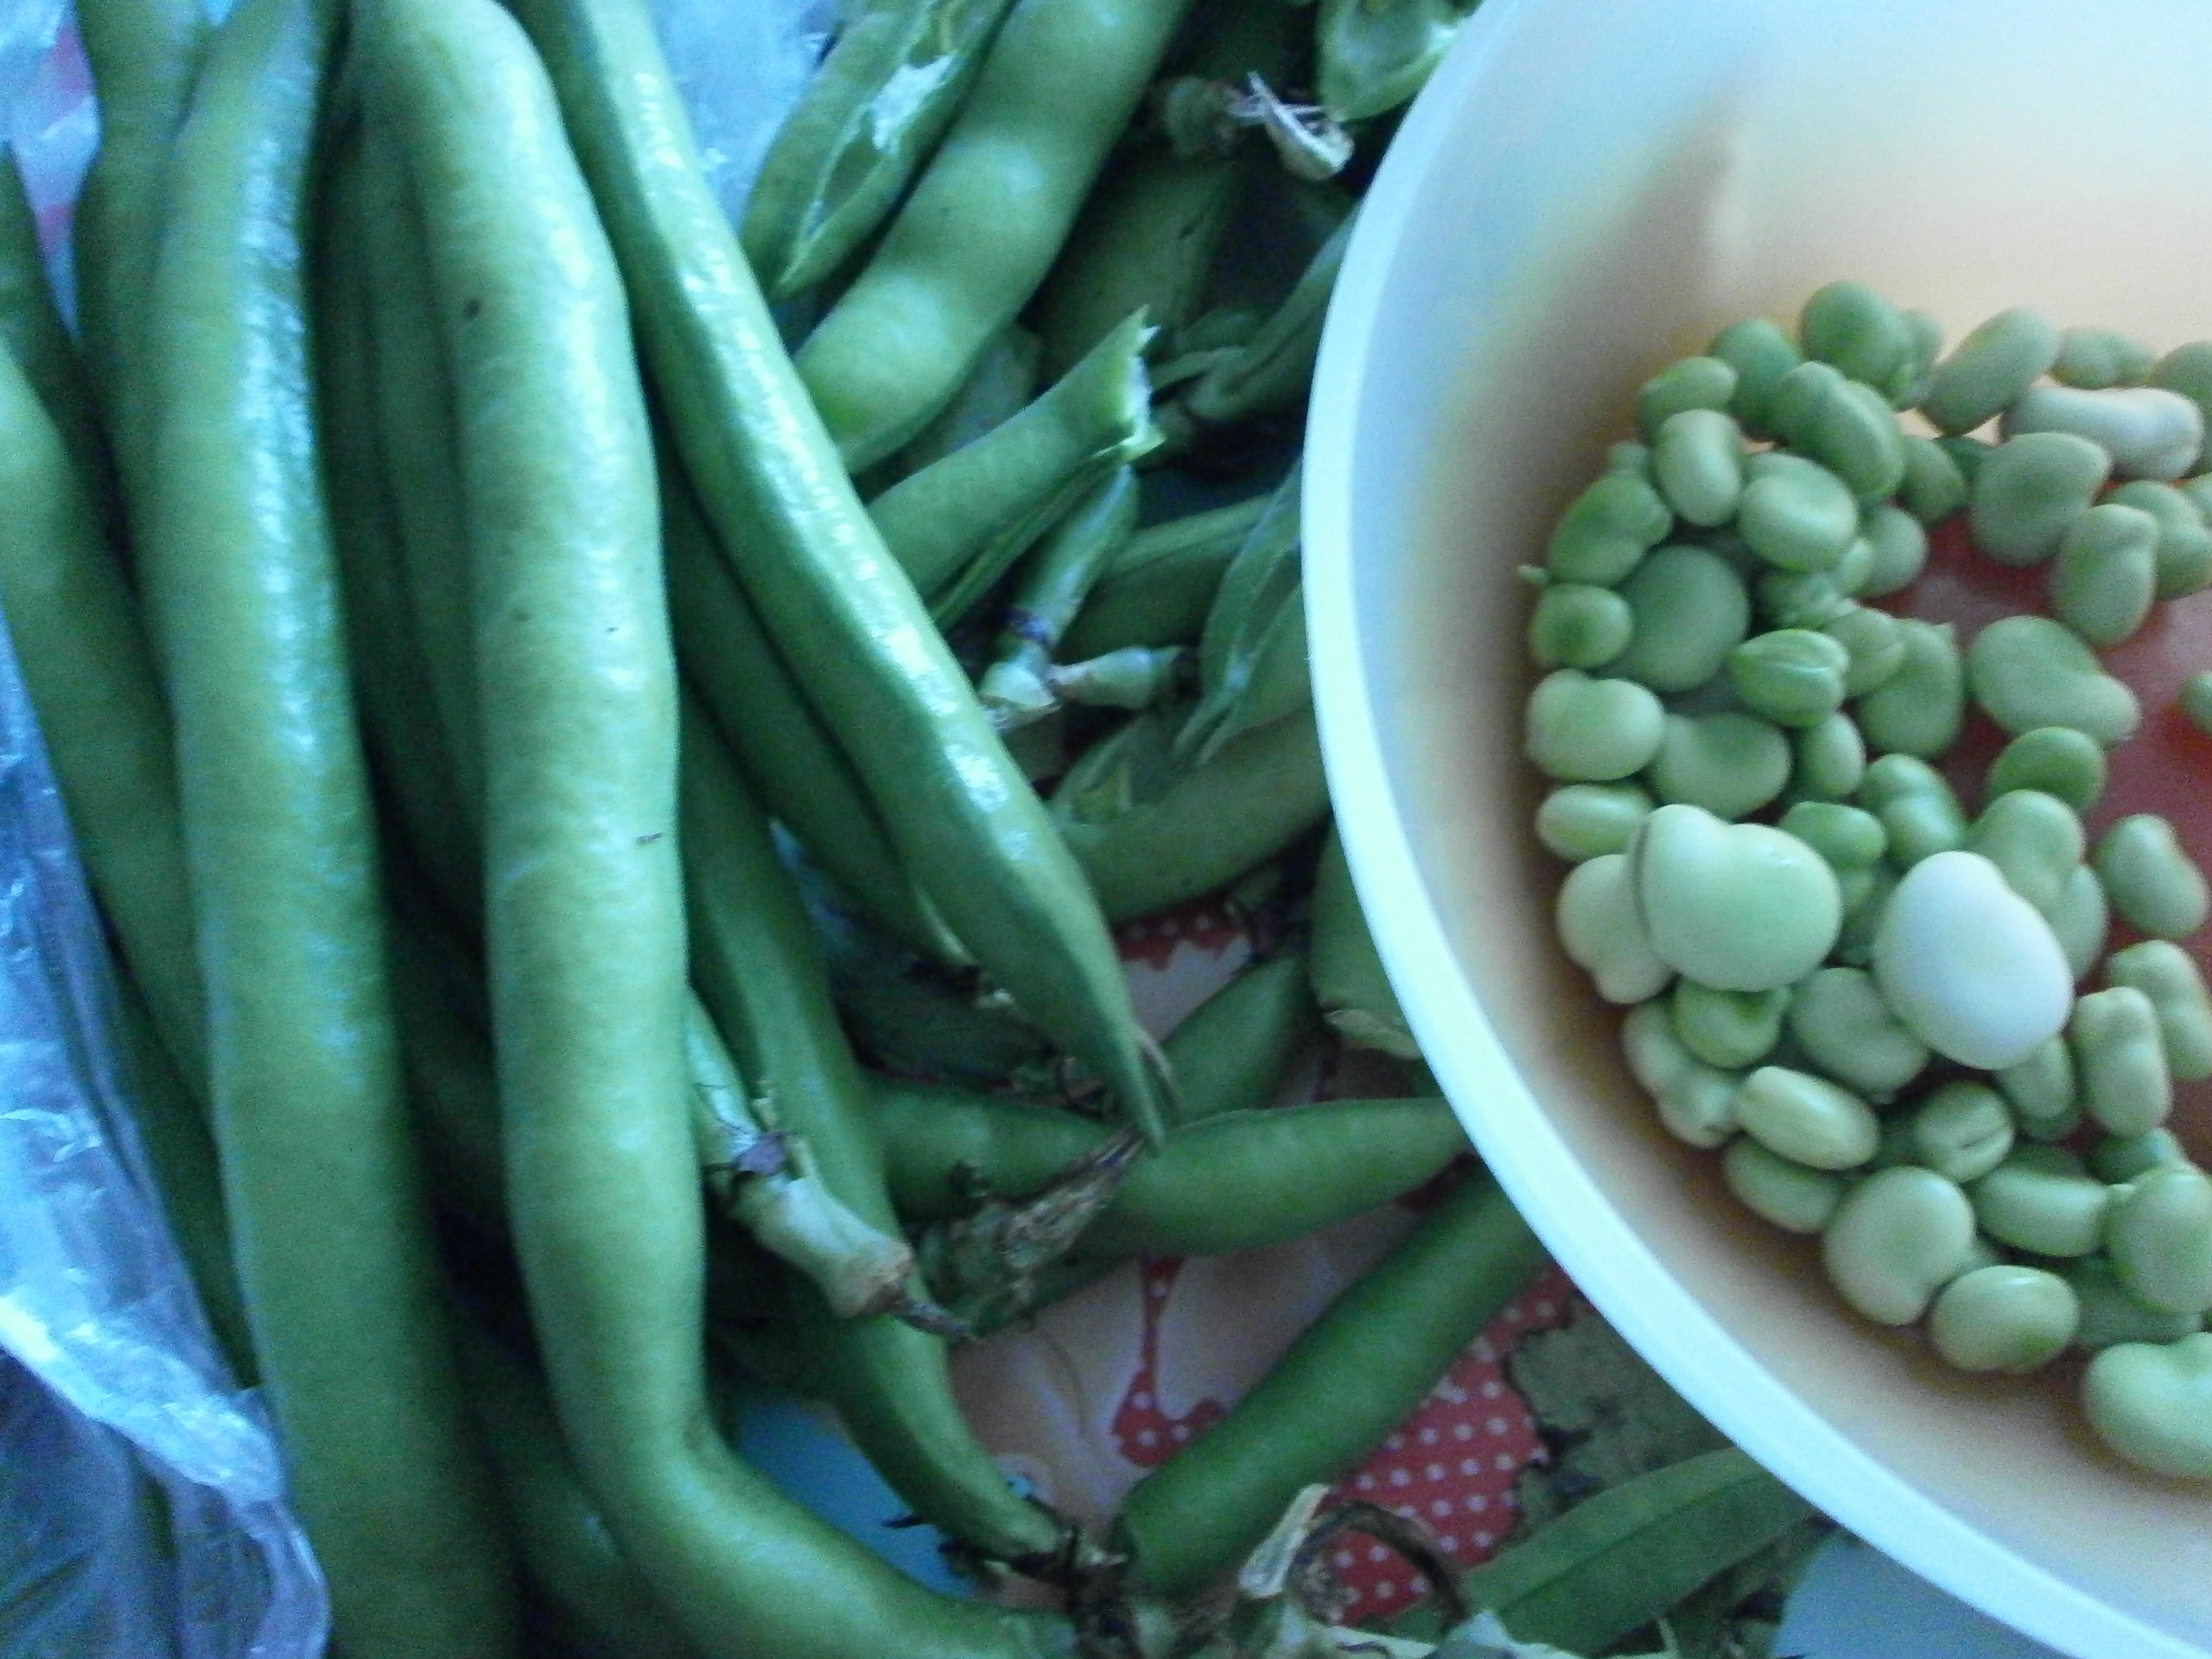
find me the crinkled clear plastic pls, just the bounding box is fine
[0,595,326,1655]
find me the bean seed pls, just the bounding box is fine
[1670,979,1787,1070]
[1996,1035,2082,1144]
[1929,1265,2078,1374]
[1708,316,1799,438]
[2104,939,2212,1081]
[1896,436,1967,528]
[1721,1137,1843,1234]
[1608,545,1751,693]
[1972,1144,2112,1258]
[1822,1166,1976,1325]
[1536,782,1656,864]
[1799,280,1914,390]
[1856,505,1929,598]
[1529,581,1634,670]
[2088,1129,2191,1185]
[1652,408,1744,527]
[2064,1255,2206,1351]
[2001,384,2203,482]
[1855,619,1964,759]
[1923,307,2060,436]
[1737,1065,1880,1170]
[1859,753,1966,867]
[1726,629,1851,727]
[2048,502,2158,649]
[1967,614,2140,745]
[1548,471,1672,584]
[2045,864,2111,983]
[1786,966,1930,1099]
[2092,813,2209,939]
[1821,605,1905,697]
[2080,1333,2212,1479]
[1986,726,2106,816]
[2184,671,2212,734]
[2071,984,2173,1138]
[1646,711,1792,821]
[1789,712,1867,803]
[2105,1165,2212,1316]
[1630,804,1842,993]
[1558,853,1673,1005]
[1968,431,2111,566]
[2054,326,2156,390]
[1637,355,1737,440]
[2105,479,2212,599]
[1737,452,1859,573]
[1873,850,2072,1070]
[1907,1080,2015,1185]
[1525,670,1667,782]
[1965,788,2084,915]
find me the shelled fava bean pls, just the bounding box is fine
[1527,281,2212,1481]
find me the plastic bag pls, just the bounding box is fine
[0,592,326,1658]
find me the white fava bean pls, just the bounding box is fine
[1822,1166,1977,1326]
[1629,804,1842,993]
[1557,855,1673,1004]
[2001,384,2206,481]
[1870,851,2073,1070]
[2082,1333,2212,1479]
[1736,1066,1880,1171]
[1929,1265,2080,1374]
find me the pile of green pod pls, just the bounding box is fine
[1524,280,2212,1482]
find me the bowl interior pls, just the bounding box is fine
[1306,2,2212,1655]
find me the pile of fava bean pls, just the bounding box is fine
[1527,283,2212,1482]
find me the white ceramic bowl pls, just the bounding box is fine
[1304,3,2212,1656]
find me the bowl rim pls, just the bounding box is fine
[1300,5,2203,1655]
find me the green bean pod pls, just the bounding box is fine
[867,307,1158,623]
[1115,1168,1546,1595]
[0,145,120,537]
[1156,208,1354,451]
[795,0,1198,468]
[1317,0,1463,121]
[1311,821,1418,1060]
[677,700,1066,1564]
[1178,466,1309,764]
[661,459,965,964]
[1030,0,1302,374]
[1054,702,1330,920]
[458,1326,706,1659]
[356,119,487,828]
[1453,1449,1818,1655]
[506,0,1174,1148]
[1060,491,1270,659]
[1165,949,1321,1122]
[150,0,515,1647]
[741,0,1025,301]
[876,1086,1467,1254]
[979,467,1142,730]
[109,963,254,1382]
[315,122,482,925]
[72,0,209,507]
[891,324,1044,476]
[0,295,207,1092]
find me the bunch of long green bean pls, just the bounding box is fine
[0,0,1827,1653]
